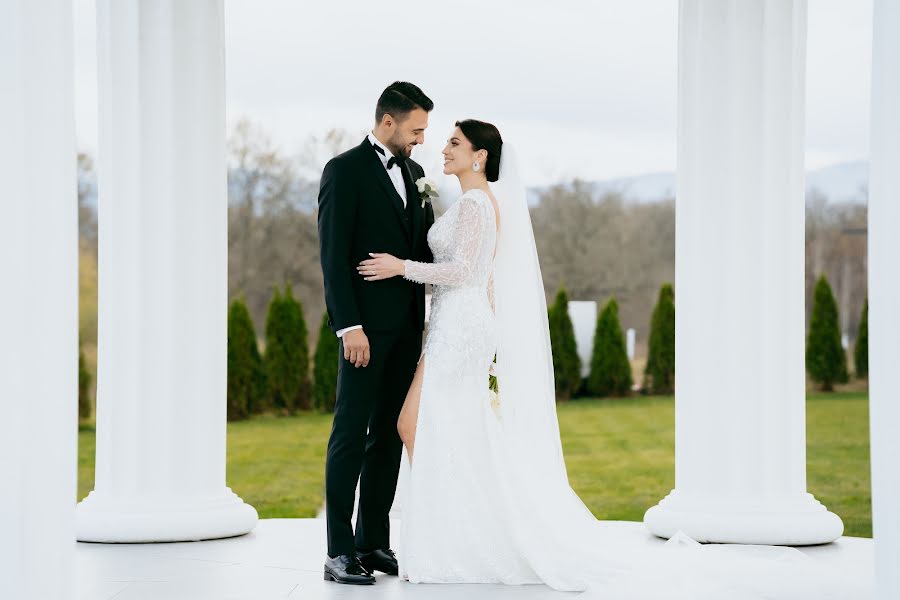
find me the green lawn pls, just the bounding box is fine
[77,392,871,537]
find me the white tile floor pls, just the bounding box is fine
[76,519,874,600]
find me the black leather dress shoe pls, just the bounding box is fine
[357,548,399,576]
[324,554,375,585]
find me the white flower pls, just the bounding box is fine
[416,177,437,193]
[416,177,439,208]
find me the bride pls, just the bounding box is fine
[357,121,853,598]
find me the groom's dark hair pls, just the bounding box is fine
[376,81,434,123]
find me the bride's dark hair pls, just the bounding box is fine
[455,119,503,182]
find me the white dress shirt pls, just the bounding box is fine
[367,132,407,207]
[335,133,409,338]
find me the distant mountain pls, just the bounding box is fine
[805,161,868,204]
[527,160,869,206]
[79,160,869,212]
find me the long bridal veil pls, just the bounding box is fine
[490,142,620,591]
[487,143,857,599]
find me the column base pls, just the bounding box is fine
[643,489,844,545]
[76,487,258,543]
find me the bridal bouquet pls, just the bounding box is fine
[488,357,500,418]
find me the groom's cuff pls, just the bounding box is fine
[336,324,362,338]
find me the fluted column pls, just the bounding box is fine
[644,0,843,545]
[868,1,900,596]
[0,1,78,596]
[76,0,257,542]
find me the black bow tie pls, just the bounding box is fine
[373,142,405,170]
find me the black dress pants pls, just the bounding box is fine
[325,323,421,557]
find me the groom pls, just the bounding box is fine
[317,81,435,585]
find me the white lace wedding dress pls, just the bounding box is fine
[394,158,856,599]
[399,188,544,584]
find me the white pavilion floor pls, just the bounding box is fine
[75,518,874,600]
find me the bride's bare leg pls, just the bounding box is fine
[397,357,425,464]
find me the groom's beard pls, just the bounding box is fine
[387,136,415,158]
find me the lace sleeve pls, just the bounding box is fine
[403,195,486,286]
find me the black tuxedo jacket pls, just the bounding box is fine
[318,138,435,334]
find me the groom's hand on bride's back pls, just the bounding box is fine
[342,329,370,368]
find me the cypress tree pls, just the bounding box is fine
[313,312,339,412]
[264,284,312,413]
[806,275,848,391]
[263,286,285,411]
[78,345,92,420]
[643,283,675,395]
[587,297,633,397]
[854,298,868,379]
[549,287,581,401]
[227,297,265,420]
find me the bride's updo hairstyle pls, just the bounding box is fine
[455,119,503,182]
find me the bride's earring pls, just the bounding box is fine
[473,162,481,172]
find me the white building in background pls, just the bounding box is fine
[568,300,598,379]
[3,1,899,599]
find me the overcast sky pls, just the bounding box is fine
[72,0,873,185]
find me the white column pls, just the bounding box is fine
[0,1,78,597]
[76,0,258,542]
[868,1,900,597]
[644,0,843,545]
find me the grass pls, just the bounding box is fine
[557,392,872,538]
[559,395,676,523]
[77,392,871,537]
[225,412,334,517]
[78,412,334,519]
[806,392,871,537]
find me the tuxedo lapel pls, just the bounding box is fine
[402,162,423,246]
[364,142,412,242]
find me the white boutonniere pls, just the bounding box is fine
[415,177,439,209]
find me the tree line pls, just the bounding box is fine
[549,283,674,401]
[226,284,339,420]
[79,271,863,420]
[807,276,868,391]
[544,273,868,406]
[76,119,871,418]
[219,122,868,366]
